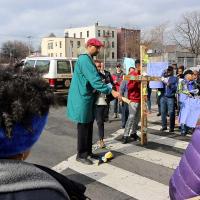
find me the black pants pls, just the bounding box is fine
[77,121,93,158]
[95,105,106,140]
[104,102,110,120]
[113,99,122,114]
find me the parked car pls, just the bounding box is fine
[23,57,77,95]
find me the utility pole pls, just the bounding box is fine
[27,36,32,55]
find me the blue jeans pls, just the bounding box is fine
[113,99,121,114]
[121,102,129,128]
[160,96,175,130]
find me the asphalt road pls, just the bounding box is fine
[27,105,122,167]
[26,92,188,200]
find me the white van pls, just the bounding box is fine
[23,57,77,95]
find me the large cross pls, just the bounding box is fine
[123,46,160,145]
[123,75,160,145]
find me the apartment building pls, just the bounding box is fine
[117,28,140,60]
[64,23,118,63]
[41,33,85,57]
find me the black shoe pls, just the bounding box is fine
[130,133,134,138]
[169,129,174,133]
[132,134,139,141]
[122,136,129,144]
[76,157,93,165]
[160,127,167,131]
[157,113,161,116]
[181,131,187,136]
[89,153,99,159]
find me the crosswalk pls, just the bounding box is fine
[52,118,191,200]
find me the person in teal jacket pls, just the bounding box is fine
[67,38,121,165]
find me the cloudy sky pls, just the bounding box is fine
[0,0,199,48]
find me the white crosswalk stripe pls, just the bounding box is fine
[68,155,170,200]
[53,127,189,200]
[105,140,180,169]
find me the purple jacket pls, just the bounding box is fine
[169,126,200,199]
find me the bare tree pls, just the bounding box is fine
[141,23,168,53]
[0,40,32,64]
[173,11,200,58]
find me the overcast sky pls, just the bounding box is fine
[0,0,199,48]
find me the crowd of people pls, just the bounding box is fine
[67,38,200,166]
[92,61,200,147]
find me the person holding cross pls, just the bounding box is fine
[122,59,141,144]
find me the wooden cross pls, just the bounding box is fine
[123,46,160,145]
[123,75,160,145]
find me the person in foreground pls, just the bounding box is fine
[0,67,88,200]
[67,38,121,165]
[169,126,200,200]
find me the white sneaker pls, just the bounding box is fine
[112,113,117,118]
[136,131,141,138]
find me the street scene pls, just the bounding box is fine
[1,0,200,200]
[27,100,191,200]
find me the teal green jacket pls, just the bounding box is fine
[67,54,112,123]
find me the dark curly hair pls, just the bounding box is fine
[0,66,55,138]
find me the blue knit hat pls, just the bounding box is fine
[0,114,48,158]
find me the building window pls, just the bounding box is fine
[106,31,110,36]
[112,52,115,59]
[87,31,89,37]
[60,53,62,57]
[77,41,81,48]
[48,42,53,49]
[70,41,73,48]
[103,30,105,36]
[65,32,69,37]
[51,53,53,57]
[56,53,57,57]
[112,41,114,48]
[98,30,101,37]
[74,33,76,38]
[80,32,82,38]
[59,41,62,48]
[112,31,114,38]
[55,42,57,47]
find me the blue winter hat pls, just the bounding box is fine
[0,114,48,158]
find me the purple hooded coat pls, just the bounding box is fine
[169,126,200,199]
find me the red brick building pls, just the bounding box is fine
[117,28,140,60]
